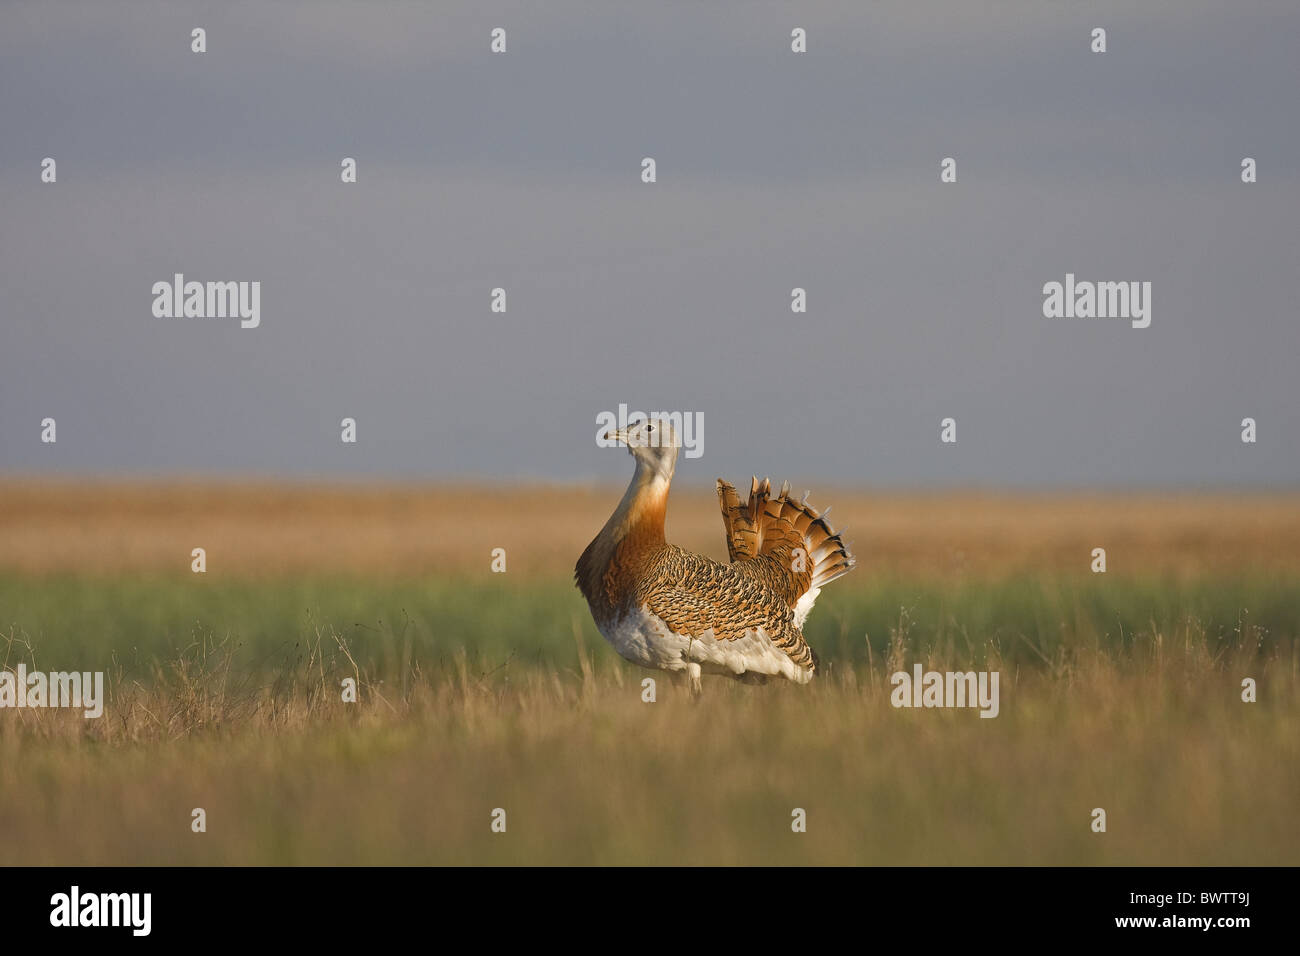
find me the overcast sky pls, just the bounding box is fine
[2,1,1297,488]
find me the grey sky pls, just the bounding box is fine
[2,1,1297,487]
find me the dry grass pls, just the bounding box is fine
[1,480,1297,865]
[1,622,1294,866]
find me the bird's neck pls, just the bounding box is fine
[604,459,670,548]
[576,459,671,620]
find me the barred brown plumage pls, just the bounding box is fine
[575,417,856,693]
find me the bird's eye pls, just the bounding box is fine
[647,424,654,432]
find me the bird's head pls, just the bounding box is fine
[605,418,680,478]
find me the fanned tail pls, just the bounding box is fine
[716,476,857,596]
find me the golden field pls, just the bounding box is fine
[3,478,1299,579]
[0,480,1297,865]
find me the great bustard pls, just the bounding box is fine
[575,418,855,693]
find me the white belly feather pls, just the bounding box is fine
[599,604,813,685]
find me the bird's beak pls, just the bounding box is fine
[605,429,630,445]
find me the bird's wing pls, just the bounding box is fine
[634,547,815,670]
